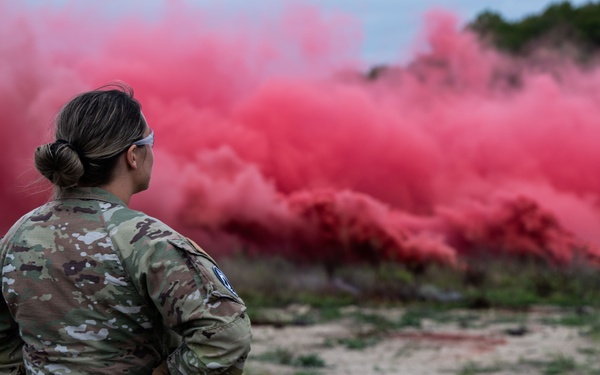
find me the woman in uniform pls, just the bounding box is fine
[0,83,251,374]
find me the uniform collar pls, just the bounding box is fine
[56,187,126,206]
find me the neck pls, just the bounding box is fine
[99,180,135,206]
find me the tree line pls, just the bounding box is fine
[468,1,600,57]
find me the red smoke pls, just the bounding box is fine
[2,1,600,269]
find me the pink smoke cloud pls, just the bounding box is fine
[2,1,600,268]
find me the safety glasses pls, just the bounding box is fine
[132,130,154,148]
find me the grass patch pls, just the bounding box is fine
[454,355,600,375]
[456,361,505,374]
[255,348,295,366]
[517,353,600,375]
[350,311,403,330]
[336,336,381,350]
[577,347,600,356]
[255,349,326,369]
[542,355,577,375]
[294,354,327,368]
[540,309,600,342]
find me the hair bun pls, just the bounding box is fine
[34,141,85,187]
[54,139,86,161]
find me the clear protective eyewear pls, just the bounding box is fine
[132,130,154,148]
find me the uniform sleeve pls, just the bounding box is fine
[121,234,252,374]
[1,224,28,374]
[0,279,23,374]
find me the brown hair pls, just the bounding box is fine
[34,82,146,188]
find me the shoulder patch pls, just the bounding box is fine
[212,266,238,297]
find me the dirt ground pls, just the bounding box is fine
[244,305,599,375]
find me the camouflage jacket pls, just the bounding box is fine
[0,187,251,374]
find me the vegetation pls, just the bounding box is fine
[222,252,600,312]
[254,349,326,369]
[468,1,600,58]
[237,253,600,374]
[453,354,600,375]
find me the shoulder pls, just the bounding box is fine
[109,208,180,241]
[106,207,191,258]
[1,204,51,246]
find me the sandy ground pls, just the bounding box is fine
[244,305,598,375]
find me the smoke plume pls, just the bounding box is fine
[2,1,600,268]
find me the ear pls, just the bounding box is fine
[125,145,139,170]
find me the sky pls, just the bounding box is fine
[314,0,594,63]
[24,0,594,65]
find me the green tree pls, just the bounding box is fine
[469,1,600,57]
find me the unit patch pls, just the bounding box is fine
[212,266,238,297]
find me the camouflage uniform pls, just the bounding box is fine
[0,187,251,374]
